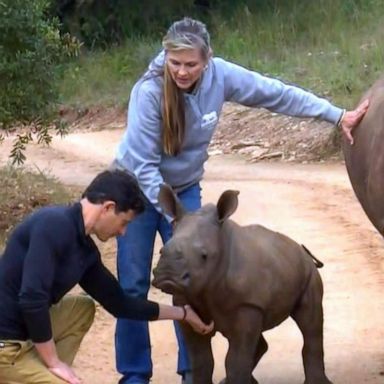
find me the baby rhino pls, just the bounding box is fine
[152,185,332,384]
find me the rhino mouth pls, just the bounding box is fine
[152,277,185,294]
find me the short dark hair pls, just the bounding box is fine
[82,169,146,214]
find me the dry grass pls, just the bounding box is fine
[0,166,71,250]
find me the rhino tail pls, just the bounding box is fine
[301,244,324,268]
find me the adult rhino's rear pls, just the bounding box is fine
[343,76,384,235]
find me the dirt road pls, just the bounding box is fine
[1,131,384,384]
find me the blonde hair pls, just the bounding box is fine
[161,18,211,156]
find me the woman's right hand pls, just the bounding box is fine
[184,304,214,335]
[340,99,369,145]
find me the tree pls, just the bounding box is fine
[0,0,79,163]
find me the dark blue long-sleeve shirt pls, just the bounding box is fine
[0,202,159,343]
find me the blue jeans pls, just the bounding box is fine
[115,183,202,384]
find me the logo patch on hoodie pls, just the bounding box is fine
[201,111,218,129]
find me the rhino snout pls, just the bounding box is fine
[152,265,190,294]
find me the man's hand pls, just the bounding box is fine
[184,304,214,335]
[49,361,82,384]
[35,338,81,384]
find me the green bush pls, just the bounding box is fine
[0,0,79,163]
[51,0,199,48]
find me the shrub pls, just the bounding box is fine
[0,0,79,163]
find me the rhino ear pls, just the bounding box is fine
[158,184,185,221]
[216,190,239,223]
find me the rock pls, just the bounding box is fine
[250,148,268,158]
[250,151,283,162]
[208,149,223,156]
[238,146,265,156]
[231,139,263,150]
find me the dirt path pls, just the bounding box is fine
[1,132,384,383]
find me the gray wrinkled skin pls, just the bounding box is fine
[152,185,332,384]
[343,76,384,236]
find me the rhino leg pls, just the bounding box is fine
[292,271,333,384]
[180,322,214,384]
[217,335,266,384]
[253,334,268,368]
[218,336,266,384]
[224,307,263,384]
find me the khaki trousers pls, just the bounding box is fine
[0,294,95,384]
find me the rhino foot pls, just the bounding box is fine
[303,379,333,384]
[218,377,258,384]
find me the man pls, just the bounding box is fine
[0,169,212,384]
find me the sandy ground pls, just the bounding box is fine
[1,131,384,384]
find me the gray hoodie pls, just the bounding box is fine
[115,53,343,213]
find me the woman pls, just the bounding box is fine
[113,17,368,384]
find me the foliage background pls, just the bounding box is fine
[55,0,384,108]
[0,0,78,163]
[0,0,383,247]
[1,0,383,161]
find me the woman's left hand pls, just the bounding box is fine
[340,99,369,145]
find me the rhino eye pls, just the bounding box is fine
[201,253,208,261]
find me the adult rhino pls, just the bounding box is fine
[343,76,384,235]
[152,185,332,384]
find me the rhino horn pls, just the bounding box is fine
[158,183,186,221]
[217,190,240,223]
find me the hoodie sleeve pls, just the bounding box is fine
[216,58,343,124]
[115,80,165,213]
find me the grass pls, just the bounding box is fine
[211,1,384,108]
[58,0,384,109]
[0,166,72,251]
[59,38,162,108]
